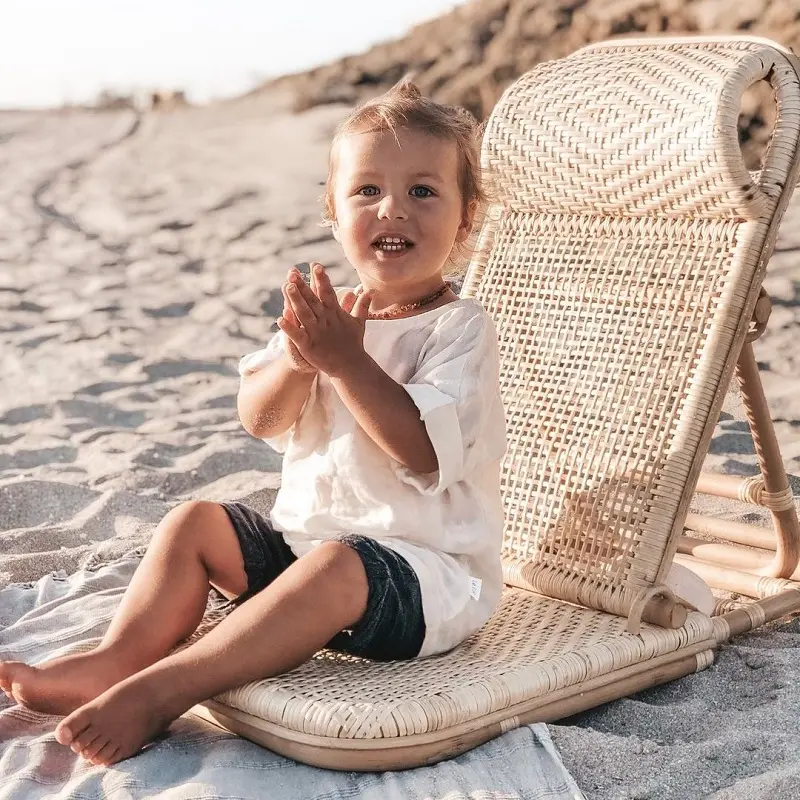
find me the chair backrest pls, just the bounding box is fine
[462,36,800,623]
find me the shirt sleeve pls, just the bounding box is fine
[238,331,296,453]
[393,308,507,495]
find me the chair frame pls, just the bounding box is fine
[489,34,800,637]
[593,38,800,617]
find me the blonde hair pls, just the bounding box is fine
[322,79,486,274]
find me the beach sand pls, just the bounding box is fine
[1,91,799,798]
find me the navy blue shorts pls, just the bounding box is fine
[219,501,426,661]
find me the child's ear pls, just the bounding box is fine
[331,219,341,243]
[456,200,478,243]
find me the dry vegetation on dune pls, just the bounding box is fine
[266,0,798,169]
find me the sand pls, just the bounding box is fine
[1,89,799,798]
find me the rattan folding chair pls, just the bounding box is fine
[189,35,800,770]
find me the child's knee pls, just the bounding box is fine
[311,541,369,616]
[315,540,365,577]
[157,500,226,545]
[154,501,247,593]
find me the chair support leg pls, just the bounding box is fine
[735,341,800,577]
[677,534,800,579]
[674,553,799,599]
[712,587,800,642]
[684,512,775,549]
[690,341,800,578]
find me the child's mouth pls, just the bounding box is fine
[372,236,414,253]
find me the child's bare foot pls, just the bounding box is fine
[0,670,15,701]
[0,649,146,715]
[55,673,183,766]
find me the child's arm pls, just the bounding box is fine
[238,271,317,440]
[237,354,316,440]
[330,355,438,474]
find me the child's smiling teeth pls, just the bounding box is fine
[373,236,412,252]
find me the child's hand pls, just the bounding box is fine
[278,262,374,378]
[280,270,317,374]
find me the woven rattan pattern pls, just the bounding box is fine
[478,212,742,616]
[482,40,799,218]
[192,588,712,738]
[463,39,800,619]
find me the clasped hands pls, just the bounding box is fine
[278,262,375,378]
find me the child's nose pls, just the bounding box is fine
[377,194,408,220]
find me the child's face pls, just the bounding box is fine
[331,128,473,291]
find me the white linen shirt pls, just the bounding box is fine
[238,297,508,657]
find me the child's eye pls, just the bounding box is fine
[410,185,435,198]
[358,185,380,197]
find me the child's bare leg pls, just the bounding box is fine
[0,501,248,715]
[55,540,368,766]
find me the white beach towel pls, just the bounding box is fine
[0,551,585,800]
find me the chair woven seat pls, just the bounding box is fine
[193,589,714,768]
[191,35,800,770]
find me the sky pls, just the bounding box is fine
[1,0,468,109]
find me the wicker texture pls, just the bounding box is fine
[197,589,712,739]
[202,37,800,751]
[480,40,798,218]
[463,38,800,621]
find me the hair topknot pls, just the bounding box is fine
[387,75,422,100]
[321,79,487,275]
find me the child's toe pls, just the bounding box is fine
[76,734,104,760]
[92,742,121,766]
[0,662,26,696]
[55,724,74,746]
[56,708,92,746]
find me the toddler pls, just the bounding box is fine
[0,80,508,766]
